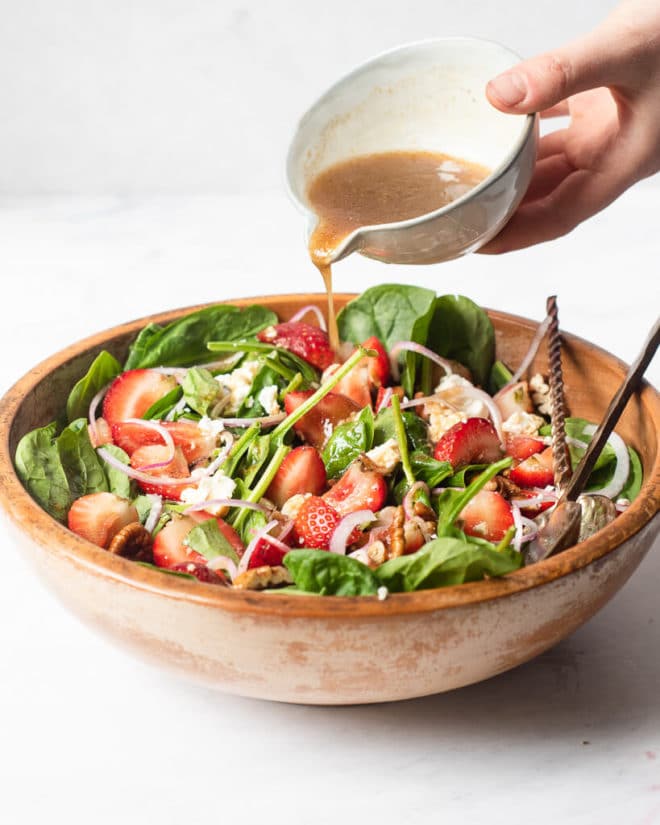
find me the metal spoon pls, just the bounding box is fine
[526,312,660,564]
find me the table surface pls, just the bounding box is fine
[0,186,658,825]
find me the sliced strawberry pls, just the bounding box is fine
[266,446,327,509]
[248,540,289,569]
[363,336,390,387]
[509,447,555,488]
[284,390,360,448]
[257,322,334,371]
[433,418,503,469]
[495,381,532,419]
[152,515,206,569]
[457,489,514,542]
[130,444,190,499]
[323,461,388,517]
[112,419,216,464]
[293,495,340,549]
[187,511,245,556]
[89,417,113,448]
[333,363,373,408]
[170,562,226,584]
[505,434,545,461]
[67,492,139,549]
[514,489,555,518]
[103,369,178,427]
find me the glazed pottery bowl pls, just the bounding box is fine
[287,38,538,265]
[0,294,658,705]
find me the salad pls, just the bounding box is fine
[15,285,643,597]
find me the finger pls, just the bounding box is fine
[479,165,627,254]
[522,154,575,203]
[537,129,568,161]
[485,32,621,115]
[540,101,570,118]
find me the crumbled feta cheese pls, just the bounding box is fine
[281,493,312,520]
[425,400,467,442]
[434,374,489,418]
[322,418,334,441]
[377,586,389,601]
[180,470,236,515]
[364,439,401,474]
[529,373,552,416]
[197,416,226,438]
[502,410,545,436]
[216,359,261,413]
[257,385,281,416]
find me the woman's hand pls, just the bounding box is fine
[480,0,660,253]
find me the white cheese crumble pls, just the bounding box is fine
[377,586,389,601]
[197,416,226,438]
[423,375,490,442]
[281,493,312,520]
[529,373,552,416]
[502,410,545,436]
[364,439,401,475]
[257,385,281,416]
[216,359,261,413]
[180,470,236,515]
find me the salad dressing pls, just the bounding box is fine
[306,150,490,351]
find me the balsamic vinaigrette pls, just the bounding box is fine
[306,150,490,350]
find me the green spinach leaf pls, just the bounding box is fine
[57,418,108,499]
[124,304,277,369]
[620,447,643,501]
[184,518,240,563]
[142,386,183,420]
[427,294,495,387]
[539,418,615,473]
[322,406,374,478]
[374,407,430,453]
[15,422,71,522]
[489,360,513,394]
[284,549,380,596]
[236,363,284,418]
[376,537,522,591]
[181,367,221,417]
[98,444,134,498]
[66,350,122,423]
[409,452,453,488]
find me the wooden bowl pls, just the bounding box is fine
[0,294,658,705]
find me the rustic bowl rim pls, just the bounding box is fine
[0,293,658,619]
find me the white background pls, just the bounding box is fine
[1,1,658,823]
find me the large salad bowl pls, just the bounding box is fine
[0,294,657,704]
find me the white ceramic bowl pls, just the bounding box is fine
[287,37,538,265]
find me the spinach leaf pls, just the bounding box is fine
[236,507,268,547]
[236,363,284,418]
[207,341,319,388]
[322,406,374,478]
[337,284,436,395]
[142,386,183,420]
[427,295,495,386]
[66,350,122,423]
[284,549,380,596]
[489,360,513,394]
[445,464,489,487]
[57,418,109,499]
[135,561,196,581]
[240,434,272,487]
[620,447,643,501]
[134,494,157,524]
[376,537,523,592]
[98,444,134,498]
[181,367,221,417]
[124,304,277,369]
[539,418,615,473]
[15,422,71,522]
[409,452,453,488]
[184,518,240,563]
[374,407,430,453]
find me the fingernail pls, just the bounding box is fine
[488,72,527,106]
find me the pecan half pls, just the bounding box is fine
[107,522,153,562]
[233,565,293,591]
[388,506,405,559]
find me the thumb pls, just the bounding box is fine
[486,36,612,113]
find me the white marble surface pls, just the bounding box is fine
[0,188,658,825]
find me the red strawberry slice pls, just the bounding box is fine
[88,417,113,448]
[112,419,216,464]
[152,515,206,569]
[170,562,226,584]
[505,434,545,461]
[67,492,139,549]
[363,336,390,387]
[374,386,404,411]
[457,489,514,542]
[248,539,289,569]
[433,418,503,469]
[103,370,178,427]
[188,511,245,556]
[323,461,387,517]
[130,444,191,499]
[333,363,373,408]
[266,445,327,509]
[293,495,340,549]
[284,390,360,448]
[509,447,555,488]
[257,322,334,371]
[495,381,532,419]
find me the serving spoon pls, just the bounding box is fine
[525,308,660,564]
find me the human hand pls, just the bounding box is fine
[480,0,660,253]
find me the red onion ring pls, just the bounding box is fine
[125,418,176,470]
[501,314,552,389]
[582,424,630,499]
[402,481,430,520]
[183,498,269,515]
[207,555,239,580]
[238,519,279,573]
[144,495,163,534]
[88,381,113,444]
[260,532,292,554]
[289,305,327,331]
[389,341,454,382]
[375,387,393,413]
[211,413,286,428]
[329,510,375,555]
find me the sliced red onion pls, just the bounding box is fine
[165,396,188,421]
[511,503,524,553]
[238,519,279,573]
[389,341,453,382]
[88,381,113,444]
[211,413,286,428]
[144,495,163,534]
[400,394,434,410]
[348,547,371,565]
[567,436,589,450]
[519,515,539,541]
[581,424,630,499]
[504,314,552,388]
[260,532,292,554]
[511,490,558,509]
[289,304,327,331]
[329,510,375,555]
[432,486,465,494]
[278,520,295,543]
[183,498,269,515]
[125,418,175,470]
[202,433,235,476]
[402,481,430,520]
[375,387,393,413]
[207,555,239,580]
